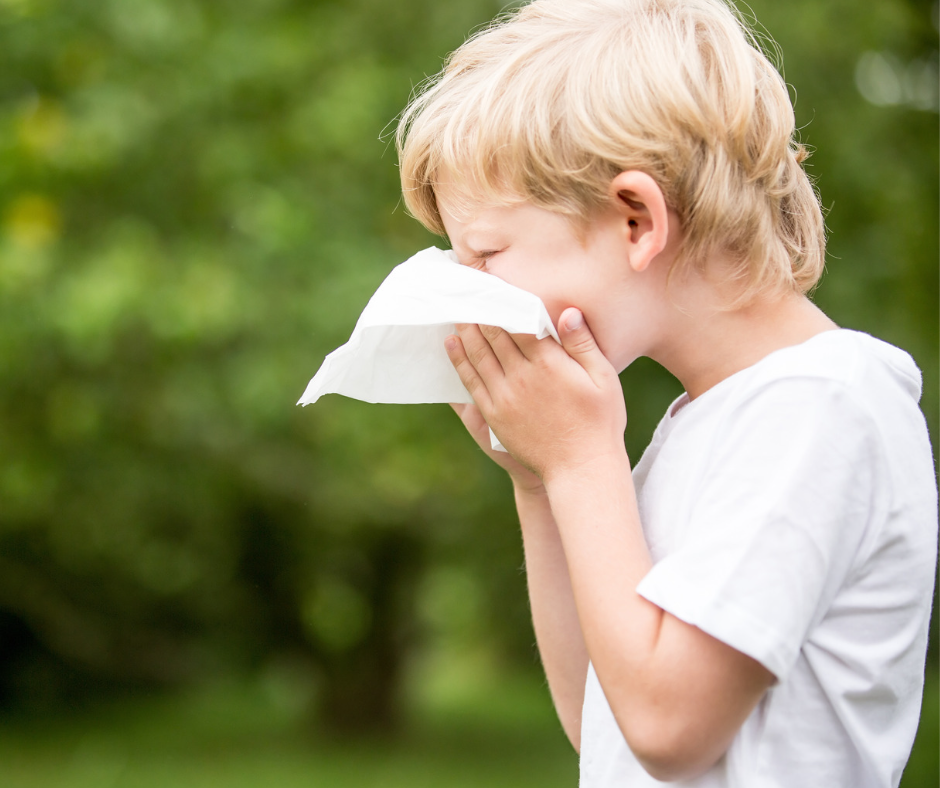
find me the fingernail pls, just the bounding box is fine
[565,310,583,331]
[445,336,458,351]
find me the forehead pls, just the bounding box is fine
[435,180,523,239]
[435,166,526,214]
[438,199,534,249]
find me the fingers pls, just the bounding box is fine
[450,401,488,437]
[509,330,551,361]
[444,333,492,410]
[450,402,472,426]
[474,322,555,365]
[456,324,505,377]
[452,311,611,392]
[450,401,483,428]
[458,323,529,376]
[446,324,536,408]
[476,324,526,368]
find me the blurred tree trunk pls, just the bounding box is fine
[317,531,421,735]
[238,508,422,735]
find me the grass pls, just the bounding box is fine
[0,653,579,788]
[0,659,935,788]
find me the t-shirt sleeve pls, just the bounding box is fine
[635,376,883,682]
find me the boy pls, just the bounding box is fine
[396,1,937,786]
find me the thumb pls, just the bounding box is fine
[558,308,610,377]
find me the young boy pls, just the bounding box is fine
[396,1,937,785]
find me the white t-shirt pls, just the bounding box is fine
[579,330,937,788]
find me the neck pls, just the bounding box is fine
[649,288,839,401]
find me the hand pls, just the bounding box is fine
[444,308,627,485]
[449,402,546,494]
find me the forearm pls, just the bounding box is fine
[543,451,770,781]
[515,484,590,751]
[544,452,687,774]
[543,453,662,713]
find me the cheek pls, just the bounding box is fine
[491,262,561,302]
[540,300,568,330]
[523,288,568,329]
[486,261,543,301]
[486,257,581,327]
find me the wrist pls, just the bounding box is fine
[514,479,557,539]
[542,446,632,498]
[513,475,548,498]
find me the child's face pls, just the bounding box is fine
[436,188,663,372]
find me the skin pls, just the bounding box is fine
[439,171,838,781]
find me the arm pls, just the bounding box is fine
[546,455,774,780]
[449,403,590,749]
[446,315,774,781]
[516,485,590,750]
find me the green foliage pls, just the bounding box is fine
[0,0,522,718]
[0,0,935,745]
[0,668,580,787]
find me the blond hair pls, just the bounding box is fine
[396,0,825,301]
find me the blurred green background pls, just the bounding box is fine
[0,0,936,785]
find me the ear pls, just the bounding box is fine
[609,171,670,273]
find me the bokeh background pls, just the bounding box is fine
[0,0,936,786]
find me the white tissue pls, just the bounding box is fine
[297,246,560,451]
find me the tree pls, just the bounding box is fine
[0,0,935,731]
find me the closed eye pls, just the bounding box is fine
[452,247,504,270]
[473,249,503,268]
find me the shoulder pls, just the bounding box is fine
[719,329,926,437]
[745,329,921,397]
[660,328,937,528]
[643,329,933,501]
[719,329,937,558]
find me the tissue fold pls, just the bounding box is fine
[297,246,560,408]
